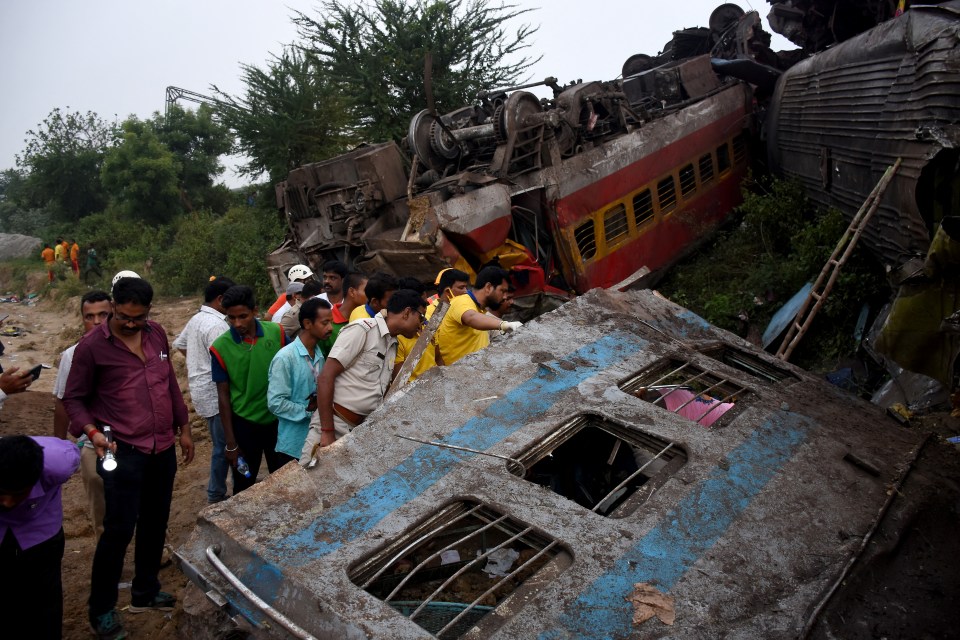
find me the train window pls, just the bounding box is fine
[698,343,799,385]
[510,414,685,518]
[619,357,754,428]
[679,164,696,198]
[698,153,714,184]
[717,143,731,173]
[732,133,747,164]
[603,203,630,245]
[632,189,655,227]
[349,500,571,638]
[573,218,597,261]
[657,175,677,213]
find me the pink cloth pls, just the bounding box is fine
[660,388,734,426]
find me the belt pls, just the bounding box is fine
[333,403,367,429]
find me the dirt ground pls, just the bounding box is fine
[0,289,210,640]
[1,284,959,639]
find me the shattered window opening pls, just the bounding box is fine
[511,414,686,518]
[349,501,570,639]
[604,203,630,246]
[619,357,753,428]
[698,343,799,385]
[717,142,731,174]
[573,218,597,261]
[679,163,697,198]
[657,175,677,213]
[698,153,714,184]
[632,189,655,227]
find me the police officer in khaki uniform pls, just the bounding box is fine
[300,289,425,464]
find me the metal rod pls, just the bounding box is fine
[591,443,675,514]
[394,433,526,476]
[205,545,318,640]
[651,370,709,406]
[436,540,560,637]
[384,515,510,602]
[672,377,729,413]
[361,504,485,589]
[409,526,537,622]
[635,362,691,397]
[692,385,749,424]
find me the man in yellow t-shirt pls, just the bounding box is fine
[405,268,471,380]
[347,273,397,322]
[435,266,522,367]
[53,237,65,264]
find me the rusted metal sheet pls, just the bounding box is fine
[176,289,924,639]
[766,4,960,271]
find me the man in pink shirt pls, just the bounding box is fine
[0,435,81,639]
[63,276,194,640]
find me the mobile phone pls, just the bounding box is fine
[27,364,51,380]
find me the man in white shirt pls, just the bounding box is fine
[52,290,112,536]
[172,277,234,503]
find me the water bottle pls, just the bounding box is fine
[235,455,251,478]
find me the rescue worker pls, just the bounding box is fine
[266,264,314,320]
[300,289,425,464]
[434,266,521,367]
[347,273,398,322]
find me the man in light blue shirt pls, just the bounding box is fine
[268,297,334,465]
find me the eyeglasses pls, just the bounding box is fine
[114,310,149,325]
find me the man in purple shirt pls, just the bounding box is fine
[63,277,194,640]
[0,435,80,639]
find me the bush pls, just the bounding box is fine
[658,177,888,371]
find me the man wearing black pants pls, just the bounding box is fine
[64,277,193,640]
[210,285,286,493]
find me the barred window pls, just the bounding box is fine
[632,189,655,226]
[698,153,714,184]
[603,203,629,245]
[574,218,597,261]
[679,164,696,198]
[657,175,677,213]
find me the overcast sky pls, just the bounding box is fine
[0,0,790,187]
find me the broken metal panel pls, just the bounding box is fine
[766,3,960,269]
[177,289,923,638]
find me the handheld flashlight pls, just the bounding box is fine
[102,425,118,472]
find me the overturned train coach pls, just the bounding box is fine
[175,289,930,638]
[765,0,960,278]
[269,2,960,299]
[270,6,773,308]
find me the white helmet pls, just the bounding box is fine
[112,270,141,287]
[287,264,314,281]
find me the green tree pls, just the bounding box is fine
[0,168,53,234]
[213,47,353,183]
[151,104,233,212]
[14,108,115,221]
[294,0,539,142]
[100,119,182,224]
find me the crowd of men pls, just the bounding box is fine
[0,259,522,640]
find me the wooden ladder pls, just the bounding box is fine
[776,158,902,361]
